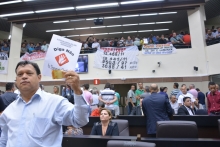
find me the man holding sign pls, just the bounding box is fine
[0,61,89,147]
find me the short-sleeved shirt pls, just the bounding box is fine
[170,36,181,43]
[183,34,191,44]
[84,90,92,105]
[170,89,180,97]
[125,40,133,46]
[127,90,136,103]
[170,101,179,114]
[114,92,120,106]
[178,93,195,105]
[135,89,144,105]
[100,88,115,108]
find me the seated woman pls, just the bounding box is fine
[91,102,105,116]
[90,108,119,136]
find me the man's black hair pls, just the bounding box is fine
[15,61,41,75]
[6,83,14,91]
[104,83,111,89]
[84,84,89,90]
[183,97,191,102]
[174,83,179,88]
[208,81,215,86]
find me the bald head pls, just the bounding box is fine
[150,84,158,93]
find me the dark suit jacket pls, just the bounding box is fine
[142,92,173,134]
[177,105,195,115]
[90,121,119,136]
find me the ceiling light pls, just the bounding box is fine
[109,32,122,34]
[154,29,169,31]
[75,27,90,30]
[67,35,79,37]
[140,13,158,16]
[138,30,153,32]
[23,23,26,28]
[159,12,177,15]
[86,18,98,20]
[61,28,74,31]
[0,11,34,17]
[123,31,137,33]
[91,26,106,29]
[46,30,60,32]
[53,20,69,23]
[70,19,85,21]
[35,7,74,13]
[156,21,172,24]
[80,34,93,36]
[121,15,139,18]
[121,0,164,5]
[94,33,108,35]
[139,22,155,25]
[104,16,121,19]
[8,35,11,40]
[123,24,138,26]
[0,0,22,5]
[76,3,119,10]
[107,25,121,27]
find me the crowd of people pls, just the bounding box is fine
[206,26,220,46]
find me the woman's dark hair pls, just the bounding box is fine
[104,83,111,89]
[15,61,41,75]
[97,102,105,108]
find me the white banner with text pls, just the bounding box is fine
[142,44,176,55]
[0,53,8,74]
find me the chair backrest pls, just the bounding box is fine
[156,121,198,138]
[111,119,129,136]
[195,109,208,115]
[107,140,156,147]
[218,119,220,135]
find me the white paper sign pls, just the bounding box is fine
[0,53,8,74]
[94,46,139,70]
[43,34,82,76]
[142,44,176,55]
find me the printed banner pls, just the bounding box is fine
[42,34,82,77]
[20,52,46,61]
[0,53,8,74]
[94,46,139,70]
[142,44,176,55]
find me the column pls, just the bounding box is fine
[7,23,23,82]
[187,5,208,75]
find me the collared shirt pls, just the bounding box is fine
[170,36,181,43]
[214,31,220,38]
[127,90,136,103]
[135,89,144,105]
[178,93,195,105]
[198,91,205,105]
[0,88,89,147]
[184,105,194,115]
[92,42,100,50]
[91,94,99,105]
[114,92,120,106]
[100,88,115,108]
[170,89,180,97]
[207,91,220,114]
[170,101,179,114]
[125,40,133,46]
[158,92,169,99]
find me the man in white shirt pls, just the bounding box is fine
[92,38,100,50]
[169,95,179,114]
[0,61,89,147]
[214,27,220,38]
[178,97,195,115]
[41,41,49,52]
[178,85,195,108]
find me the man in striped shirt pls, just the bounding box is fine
[170,83,180,99]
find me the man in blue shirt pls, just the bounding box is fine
[196,88,206,109]
[0,61,89,147]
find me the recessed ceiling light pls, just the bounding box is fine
[104,16,121,19]
[35,7,74,13]
[46,30,60,32]
[109,32,122,34]
[70,19,85,22]
[154,29,169,31]
[156,21,172,24]
[121,15,139,18]
[123,31,137,33]
[0,0,22,5]
[91,26,106,29]
[107,25,121,27]
[0,11,34,17]
[61,28,75,31]
[140,13,158,16]
[94,33,108,35]
[139,22,155,25]
[76,3,119,10]
[159,12,177,15]
[53,20,69,23]
[123,24,138,26]
[121,0,164,5]
[75,27,90,30]
[138,30,153,32]
[80,34,94,36]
